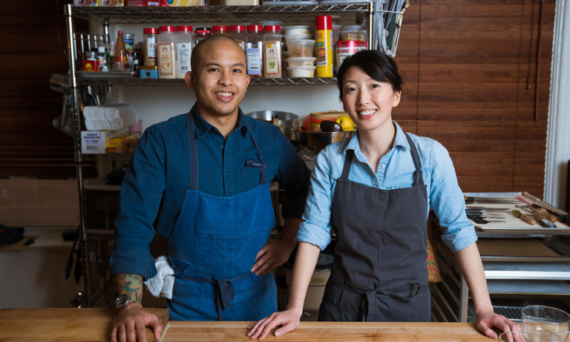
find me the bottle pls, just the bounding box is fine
[97,46,106,71]
[194,27,211,45]
[315,15,334,78]
[114,30,128,72]
[246,25,263,78]
[157,26,176,79]
[143,28,159,67]
[212,25,228,36]
[263,25,282,78]
[175,26,193,78]
[229,25,246,50]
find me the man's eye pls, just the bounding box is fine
[233,69,241,73]
[210,68,220,72]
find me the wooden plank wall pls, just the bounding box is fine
[394,0,554,198]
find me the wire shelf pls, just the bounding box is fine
[78,76,338,86]
[71,4,370,23]
[82,153,133,161]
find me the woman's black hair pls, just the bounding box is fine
[336,50,403,100]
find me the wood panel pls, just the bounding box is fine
[393,0,554,198]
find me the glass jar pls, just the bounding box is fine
[175,26,193,79]
[143,27,159,67]
[157,26,176,79]
[212,25,228,36]
[246,25,263,78]
[263,25,282,78]
[194,27,211,45]
[229,25,246,50]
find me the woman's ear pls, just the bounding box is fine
[392,91,402,108]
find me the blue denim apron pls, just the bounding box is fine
[166,112,277,321]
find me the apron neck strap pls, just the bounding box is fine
[242,118,267,185]
[186,112,199,190]
[340,150,354,180]
[403,132,424,187]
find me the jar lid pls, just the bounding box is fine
[176,26,193,33]
[143,28,159,34]
[159,26,176,33]
[315,15,332,31]
[229,25,245,32]
[118,30,123,35]
[337,40,366,48]
[195,29,211,35]
[247,25,263,33]
[341,25,366,31]
[264,25,281,32]
[212,25,228,32]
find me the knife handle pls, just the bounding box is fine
[512,210,537,225]
[535,208,557,223]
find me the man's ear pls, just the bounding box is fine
[185,71,195,90]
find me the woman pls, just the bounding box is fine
[247,51,519,340]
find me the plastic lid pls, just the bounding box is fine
[284,25,311,29]
[229,25,246,32]
[97,46,106,53]
[195,29,211,35]
[118,30,123,35]
[247,25,263,33]
[159,26,176,33]
[286,39,315,43]
[341,25,366,31]
[264,25,281,32]
[176,26,193,33]
[143,28,159,34]
[315,15,332,30]
[212,25,228,32]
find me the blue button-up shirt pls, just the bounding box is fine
[110,105,311,280]
[296,121,477,253]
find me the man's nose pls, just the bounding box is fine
[219,69,234,86]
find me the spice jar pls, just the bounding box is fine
[143,28,159,67]
[229,25,246,50]
[246,25,263,78]
[194,27,211,45]
[157,26,176,79]
[212,25,228,36]
[123,33,135,52]
[336,40,367,73]
[263,25,282,78]
[175,26,193,79]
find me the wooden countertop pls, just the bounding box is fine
[0,308,492,342]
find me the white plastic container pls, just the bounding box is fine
[157,26,176,79]
[287,66,316,78]
[340,25,367,41]
[284,25,311,36]
[284,33,312,41]
[175,26,193,79]
[287,57,316,67]
[286,39,315,58]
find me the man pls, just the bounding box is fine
[109,35,311,342]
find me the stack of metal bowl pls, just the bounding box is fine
[246,111,299,141]
[295,130,355,152]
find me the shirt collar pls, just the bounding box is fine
[342,120,410,155]
[190,104,248,139]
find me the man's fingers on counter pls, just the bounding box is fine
[119,324,127,342]
[110,327,118,342]
[127,321,137,342]
[147,314,162,339]
[136,321,147,342]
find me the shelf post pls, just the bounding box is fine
[103,18,113,103]
[65,3,92,308]
[368,1,374,50]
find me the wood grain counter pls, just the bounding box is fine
[0,308,492,341]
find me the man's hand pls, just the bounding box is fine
[110,303,163,342]
[475,308,521,340]
[252,238,296,276]
[247,308,302,340]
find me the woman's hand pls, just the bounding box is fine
[247,308,302,340]
[475,308,521,340]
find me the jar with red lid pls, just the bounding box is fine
[212,25,228,36]
[246,25,264,78]
[194,27,211,45]
[229,25,246,50]
[143,27,159,67]
[175,26,193,79]
[263,25,282,78]
[335,40,367,73]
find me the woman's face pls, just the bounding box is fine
[342,66,401,133]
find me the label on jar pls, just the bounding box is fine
[336,45,366,72]
[124,37,134,51]
[247,47,261,76]
[264,42,280,75]
[176,42,191,74]
[346,33,365,41]
[158,44,173,76]
[146,37,156,60]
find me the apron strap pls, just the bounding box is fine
[340,150,355,180]
[242,117,267,185]
[403,132,424,187]
[186,112,199,190]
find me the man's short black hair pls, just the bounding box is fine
[336,50,403,100]
[190,34,247,72]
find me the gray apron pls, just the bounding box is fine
[319,132,431,322]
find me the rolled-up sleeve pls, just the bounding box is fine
[109,128,166,280]
[296,147,334,251]
[429,141,478,253]
[276,132,311,219]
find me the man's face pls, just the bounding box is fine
[187,40,249,118]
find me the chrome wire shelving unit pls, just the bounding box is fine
[79,76,339,86]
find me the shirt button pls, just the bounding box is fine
[381,164,386,169]
[226,171,230,176]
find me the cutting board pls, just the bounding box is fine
[161,321,491,342]
[477,239,560,258]
[0,308,169,342]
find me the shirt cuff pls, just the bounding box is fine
[441,224,478,253]
[109,249,158,281]
[296,221,331,251]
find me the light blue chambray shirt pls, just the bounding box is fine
[296,121,478,253]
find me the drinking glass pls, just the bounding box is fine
[551,332,570,342]
[522,306,570,336]
[498,331,549,342]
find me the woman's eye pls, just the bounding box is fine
[346,87,356,92]
[371,84,379,89]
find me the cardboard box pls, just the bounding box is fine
[74,0,98,5]
[81,129,130,154]
[161,0,206,6]
[126,0,161,6]
[99,0,124,6]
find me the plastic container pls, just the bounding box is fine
[284,25,311,36]
[143,28,159,67]
[287,57,316,67]
[157,26,176,79]
[175,26,193,78]
[287,66,315,78]
[263,25,282,78]
[340,25,367,41]
[332,25,341,43]
[284,33,312,41]
[259,21,282,28]
[246,25,264,78]
[286,39,315,57]
[212,25,228,36]
[194,27,211,45]
[229,25,246,50]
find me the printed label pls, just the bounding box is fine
[247,47,262,75]
[158,44,173,76]
[303,61,313,67]
[176,42,191,74]
[346,33,365,41]
[147,37,156,59]
[264,42,280,75]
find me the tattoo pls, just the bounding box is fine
[116,273,143,305]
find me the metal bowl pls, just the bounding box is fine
[247,111,299,141]
[295,130,356,152]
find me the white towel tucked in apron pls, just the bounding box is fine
[144,256,175,300]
